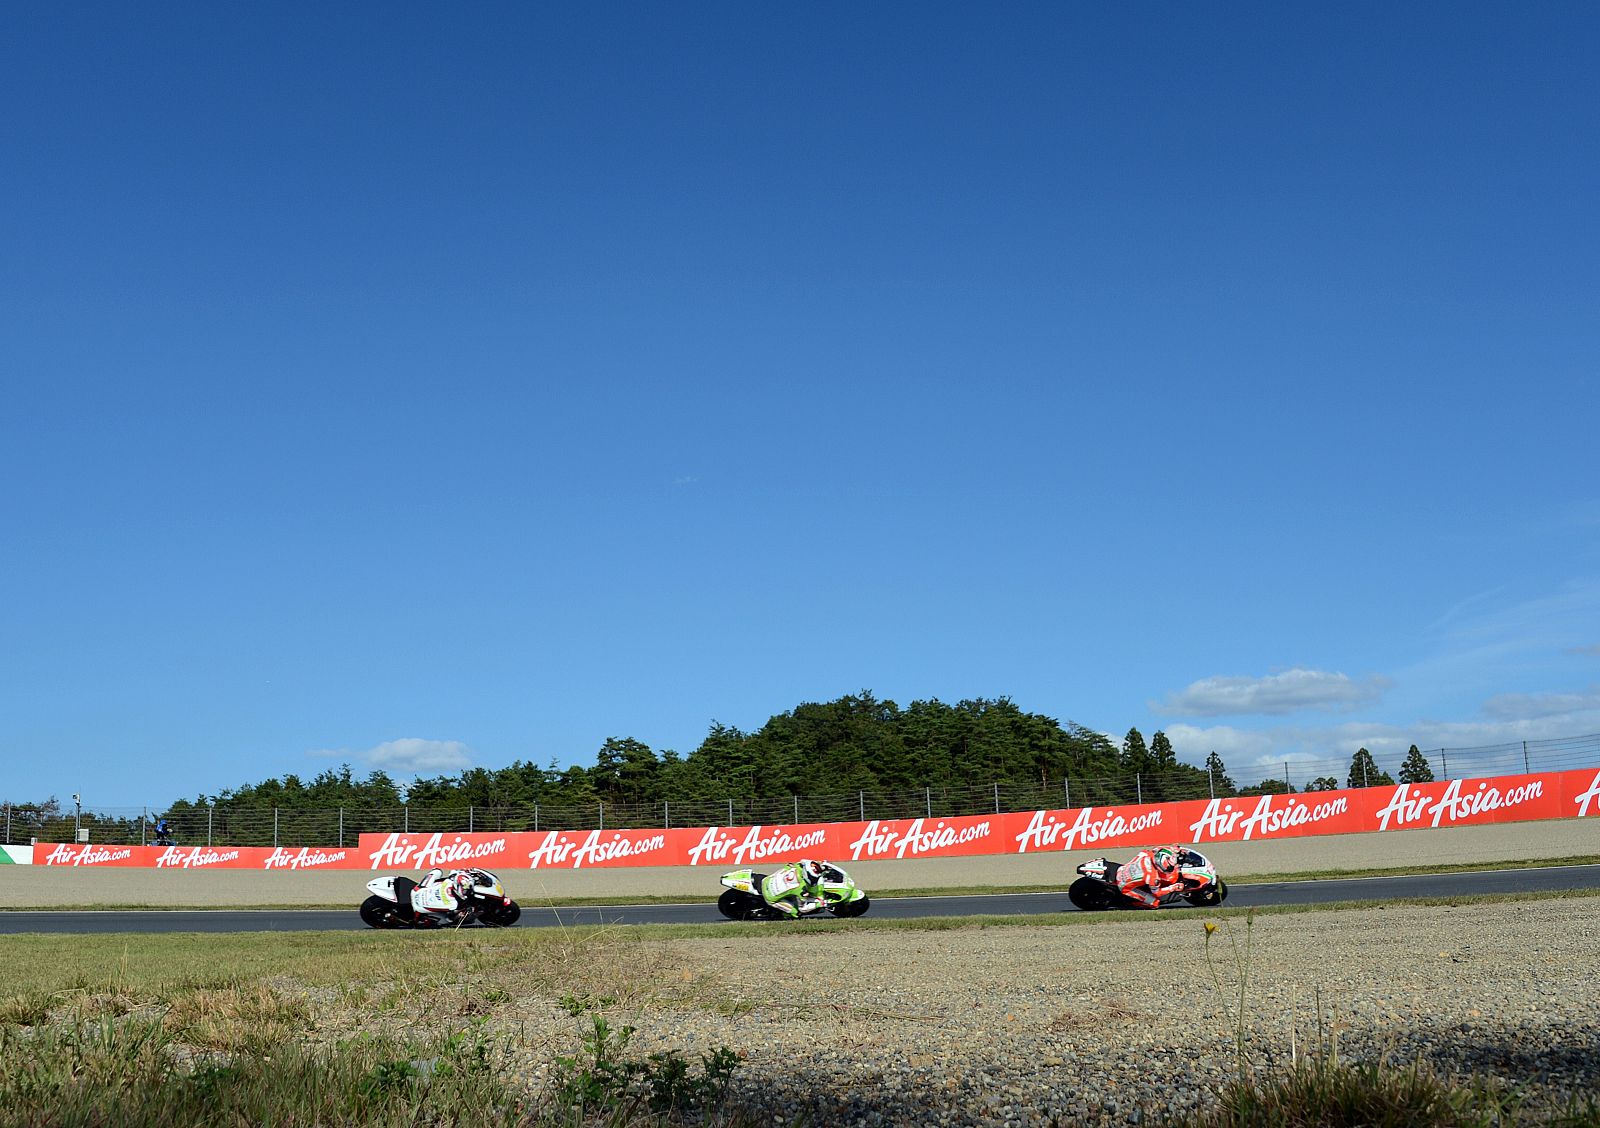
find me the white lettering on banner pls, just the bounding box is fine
[683,825,827,867]
[155,846,242,869]
[1234,795,1349,840]
[848,819,992,861]
[1376,779,1544,830]
[1027,808,1164,853]
[43,844,134,866]
[366,833,506,871]
[686,826,732,866]
[264,847,349,871]
[527,833,576,869]
[848,821,897,859]
[531,831,670,869]
[1190,796,1349,841]
[1573,772,1600,818]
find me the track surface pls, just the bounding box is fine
[4,864,1598,934]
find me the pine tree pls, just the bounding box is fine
[1398,744,1435,784]
[1347,747,1395,788]
[1122,728,1151,773]
[1203,751,1236,797]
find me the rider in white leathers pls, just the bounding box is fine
[411,868,476,923]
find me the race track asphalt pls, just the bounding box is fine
[4,863,1597,934]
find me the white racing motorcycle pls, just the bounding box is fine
[359,867,523,929]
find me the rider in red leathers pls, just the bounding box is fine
[1115,845,1186,908]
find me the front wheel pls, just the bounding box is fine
[360,895,407,929]
[478,900,522,927]
[828,895,870,919]
[1186,881,1227,907]
[1068,877,1116,912]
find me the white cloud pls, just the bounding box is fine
[1166,707,1600,788]
[1481,686,1600,721]
[1157,668,1389,717]
[311,738,473,776]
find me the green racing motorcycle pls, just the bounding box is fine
[717,863,872,921]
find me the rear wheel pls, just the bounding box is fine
[718,889,778,921]
[1068,877,1116,912]
[360,895,405,929]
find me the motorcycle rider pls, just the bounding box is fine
[761,859,832,918]
[1115,845,1187,908]
[410,867,478,924]
[153,818,175,847]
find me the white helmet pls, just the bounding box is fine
[801,859,824,883]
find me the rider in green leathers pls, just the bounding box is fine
[761,859,830,917]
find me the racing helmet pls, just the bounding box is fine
[450,870,474,901]
[1152,847,1179,876]
[801,859,824,883]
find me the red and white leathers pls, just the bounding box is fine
[1115,849,1185,908]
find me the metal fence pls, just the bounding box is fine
[7,730,1598,847]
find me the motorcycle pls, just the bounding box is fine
[359,867,523,929]
[716,864,871,921]
[1068,848,1227,911]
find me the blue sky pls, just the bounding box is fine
[4,4,1597,806]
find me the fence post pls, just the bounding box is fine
[859,790,865,821]
[469,805,474,834]
[1523,740,1530,774]
[273,807,279,848]
[1362,759,1368,788]
[727,798,733,827]
[3,802,8,845]
[926,787,932,819]
[599,802,604,831]
[1207,764,1215,799]
[141,806,147,846]
[1284,762,1291,792]
[534,802,539,832]
[665,800,670,830]
[1440,749,1449,779]
[339,807,344,849]
[208,804,213,847]
[1136,774,1143,806]
[993,782,1000,815]
[404,804,409,834]
[794,795,800,824]
[1064,778,1071,809]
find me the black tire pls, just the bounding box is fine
[360,895,406,929]
[478,900,522,927]
[1185,880,1227,907]
[828,895,870,918]
[718,888,779,921]
[1068,877,1116,912]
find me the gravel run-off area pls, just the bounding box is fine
[582,898,1600,1126]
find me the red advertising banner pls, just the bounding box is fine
[32,843,364,869]
[30,766,1600,869]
